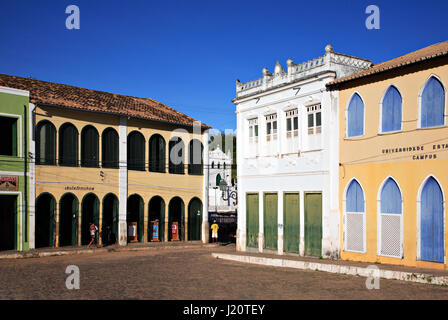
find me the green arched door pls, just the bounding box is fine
[188,198,202,241]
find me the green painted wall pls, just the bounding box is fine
[0,89,31,251]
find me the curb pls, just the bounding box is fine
[0,243,219,260]
[211,253,448,286]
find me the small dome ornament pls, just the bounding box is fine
[286,58,295,67]
[325,44,334,53]
[262,68,272,77]
[274,61,285,75]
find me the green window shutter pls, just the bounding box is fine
[216,174,221,186]
[37,122,56,165]
[48,124,56,164]
[128,132,145,171]
[169,138,184,174]
[60,124,78,166]
[149,135,164,172]
[102,129,118,168]
[158,136,165,173]
[82,126,99,167]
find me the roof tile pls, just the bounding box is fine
[327,41,448,87]
[0,73,211,128]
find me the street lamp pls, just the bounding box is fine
[219,180,237,205]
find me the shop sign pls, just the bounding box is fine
[0,176,18,191]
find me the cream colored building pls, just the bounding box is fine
[0,73,210,248]
[327,41,448,270]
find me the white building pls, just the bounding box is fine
[208,146,236,213]
[233,45,371,258]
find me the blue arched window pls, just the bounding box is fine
[347,93,364,137]
[421,177,444,263]
[421,77,445,128]
[379,178,403,258]
[381,86,402,132]
[345,179,365,253]
[380,178,402,214]
[346,179,364,212]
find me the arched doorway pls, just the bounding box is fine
[168,197,184,241]
[148,196,165,242]
[35,193,56,248]
[102,193,119,245]
[127,194,144,242]
[81,193,100,245]
[59,193,79,247]
[188,197,202,241]
[420,177,444,263]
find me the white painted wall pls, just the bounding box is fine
[234,45,371,258]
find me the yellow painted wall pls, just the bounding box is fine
[35,105,206,245]
[337,57,448,269]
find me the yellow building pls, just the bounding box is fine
[327,41,448,270]
[0,74,210,249]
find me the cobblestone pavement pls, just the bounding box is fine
[0,244,447,300]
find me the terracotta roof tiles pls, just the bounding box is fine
[0,73,211,129]
[327,40,448,87]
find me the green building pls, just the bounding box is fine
[0,83,32,252]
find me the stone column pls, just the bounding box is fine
[202,129,210,243]
[118,116,128,246]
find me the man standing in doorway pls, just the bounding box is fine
[88,222,99,248]
[211,220,219,243]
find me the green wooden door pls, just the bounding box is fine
[284,193,300,253]
[246,193,259,248]
[71,198,79,246]
[188,198,202,241]
[263,193,278,250]
[49,196,56,247]
[304,193,322,257]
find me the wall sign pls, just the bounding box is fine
[381,143,447,161]
[0,176,18,191]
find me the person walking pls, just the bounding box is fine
[88,222,99,248]
[210,220,219,243]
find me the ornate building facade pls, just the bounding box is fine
[233,45,371,258]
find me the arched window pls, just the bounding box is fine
[188,139,203,175]
[217,162,220,169]
[379,178,402,258]
[347,93,364,137]
[344,179,365,252]
[169,137,184,174]
[81,125,99,167]
[420,177,444,263]
[128,131,145,171]
[211,162,215,169]
[36,121,56,165]
[59,123,78,166]
[102,128,119,168]
[421,77,445,128]
[148,134,166,173]
[223,163,226,170]
[381,86,402,132]
[216,174,222,187]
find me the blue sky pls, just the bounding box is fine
[0,0,446,131]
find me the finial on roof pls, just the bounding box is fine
[286,58,295,67]
[274,61,285,74]
[262,68,271,77]
[325,44,334,53]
